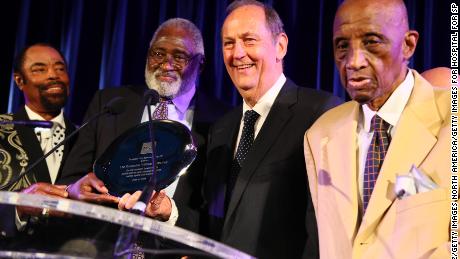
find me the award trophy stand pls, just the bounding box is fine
[0,120,254,258]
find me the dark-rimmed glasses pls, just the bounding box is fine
[148,49,201,69]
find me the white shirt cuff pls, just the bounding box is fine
[15,208,28,231]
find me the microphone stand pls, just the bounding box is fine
[133,97,158,212]
[114,95,159,258]
[0,120,53,128]
[0,96,126,190]
[0,111,109,191]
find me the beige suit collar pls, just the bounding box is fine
[325,101,361,240]
[355,70,444,243]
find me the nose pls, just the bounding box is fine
[47,68,60,79]
[159,55,176,70]
[345,46,368,71]
[232,41,246,60]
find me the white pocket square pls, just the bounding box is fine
[394,165,438,199]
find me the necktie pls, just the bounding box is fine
[152,98,171,120]
[53,124,65,158]
[362,115,391,212]
[35,124,65,183]
[226,110,260,207]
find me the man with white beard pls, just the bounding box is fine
[59,18,230,231]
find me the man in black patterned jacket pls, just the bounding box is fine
[0,43,76,245]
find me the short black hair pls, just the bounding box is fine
[13,43,67,75]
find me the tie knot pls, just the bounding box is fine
[243,110,259,126]
[370,115,390,132]
[159,98,172,105]
[52,123,62,131]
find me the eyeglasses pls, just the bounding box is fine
[148,49,201,69]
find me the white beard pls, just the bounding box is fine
[145,62,199,98]
[145,69,183,98]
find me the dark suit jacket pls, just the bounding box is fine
[0,106,76,237]
[203,79,342,259]
[59,84,230,231]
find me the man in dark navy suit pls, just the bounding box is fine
[201,1,342,258]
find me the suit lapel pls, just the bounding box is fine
[224,81,296,225]
[207,107,241,219]
[116,85,147,137]
[325,102,361,240]
[356,71,443,242]
[13,107,51,183]
[56,115,76,180]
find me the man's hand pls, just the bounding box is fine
[118,190,172,221]
[67,172,119,204]
[17,182,68,218]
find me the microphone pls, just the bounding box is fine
[0,97,127,190]
[143,89,160,106]
[104,97,127,115]
[0,120,54,128]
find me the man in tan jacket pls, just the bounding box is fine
[304,0,454,258]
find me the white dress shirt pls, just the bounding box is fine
[16,106,66,230]
[25,106,66,184]
[357,70,414,206]
[234,73,286,155]
[141,84,196,225]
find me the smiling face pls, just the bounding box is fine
[14,45,70,118]
[145,25,202,98]
[222,4,287,107]
[333,0,418,110]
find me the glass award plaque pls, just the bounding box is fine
[94,120,197,196]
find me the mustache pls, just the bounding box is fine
[154,70,180,78]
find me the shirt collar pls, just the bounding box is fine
[25,105,66,129]
[242,73,286,117]
[361,70,414,133]
[170,83,196,114]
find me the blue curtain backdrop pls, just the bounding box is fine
[0,0,453,124]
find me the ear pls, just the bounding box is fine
[402,30,419,60]
[13,73,24,90]
[275,33,288,62]
[198,55,205,74]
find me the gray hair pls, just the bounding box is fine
[226,0,285,43]
[150,18,204,55]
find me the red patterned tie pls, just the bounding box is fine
[363,115,391,212]
[152,98,171,119]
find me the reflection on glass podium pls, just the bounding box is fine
[0,192,255,258]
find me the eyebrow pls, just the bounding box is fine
[333,31,385,44]
[223,31,258,40]
[30,61,65,67]
[363,32,385,38]
[333,36,347,46]
[150,47,189,54]
[240,32,258,38]
[30,62,47,68]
